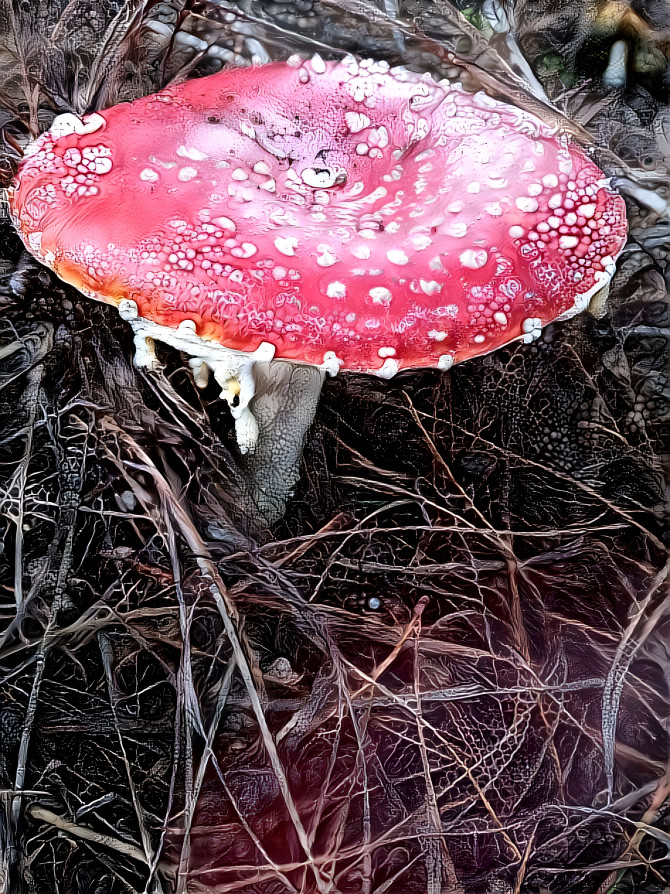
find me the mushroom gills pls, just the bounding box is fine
[117,300,326,523]
[118,298,277,453]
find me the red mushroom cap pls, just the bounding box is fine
[9,56,627,376]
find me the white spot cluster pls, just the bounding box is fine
[10,53,626,383]
[275,236,298,256]
[369,286,392,305]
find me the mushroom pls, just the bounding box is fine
[8,55,627,517]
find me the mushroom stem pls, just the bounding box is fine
[603,39,629,91]
[242,360,326,524]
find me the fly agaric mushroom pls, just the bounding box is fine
[8,56,627,462]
